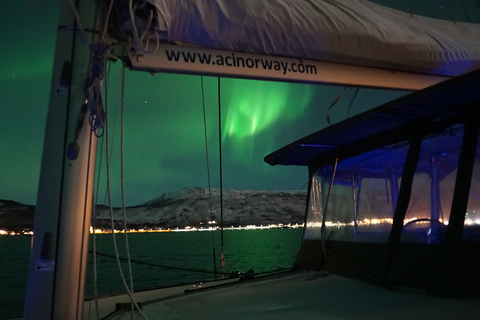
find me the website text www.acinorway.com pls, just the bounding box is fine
[164,49,318,76]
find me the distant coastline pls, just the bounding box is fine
[0,187,307,234]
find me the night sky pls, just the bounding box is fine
[1,0,479,206]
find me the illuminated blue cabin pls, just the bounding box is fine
[265,69,480,297]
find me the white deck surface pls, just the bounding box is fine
[86,272,480,319]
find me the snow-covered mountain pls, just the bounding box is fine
[95,187,307,229]
[0,188,307,231]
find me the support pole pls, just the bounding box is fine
[24,0,101,319]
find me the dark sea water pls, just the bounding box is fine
[0,235,31,320]
[0,228,303,319]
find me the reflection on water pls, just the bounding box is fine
[0,229,302,319]
[84,228,303,298]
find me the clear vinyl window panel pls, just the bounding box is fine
[304,175,324,240]
[464,131,480,242]
[305,141,409,242]
[401,124,464,244]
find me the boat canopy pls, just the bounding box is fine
[147,0,480,76]
[266,69,480,295]
[264,68,480,167]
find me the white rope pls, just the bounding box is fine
[128,0,140,55]
[120,63,136,318]
[139,8,160,53]
[128,0,160,55]
[104,63,148,320]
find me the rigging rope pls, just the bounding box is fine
[87,42,108,136]
[138,7,160,53]
[90,133,104,320]
[201,76,218,279]
[347,87,360,118]
[101,0,115,41]
[128,0,140,55]
[91,250,293,277]
[127,0,160,55]
[217,77,226,273]
[104,64,148,320]
[119,63,136,319]
[94,251,218,275]
[326,87,359,125]
[321,158,339,261]
[81,124,95,320]
[326,87,346,125]
[477,0,480,21]
[87,64,108,319]
[84,7,115,313]
[352,169,358,233]
[458,0,472,22]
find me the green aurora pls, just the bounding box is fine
[1,0,479,206]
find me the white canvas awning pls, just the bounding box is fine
[147,0,480,77]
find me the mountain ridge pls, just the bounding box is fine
[0,187,307,231]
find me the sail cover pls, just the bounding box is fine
[147,0,480,76]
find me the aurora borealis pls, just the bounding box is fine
[1,0,479,206]
[95,65,372,206]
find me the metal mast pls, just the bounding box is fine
[24,0,101,318]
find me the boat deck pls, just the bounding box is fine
[85,271,480,319]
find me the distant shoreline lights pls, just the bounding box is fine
[0,223,304,236]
